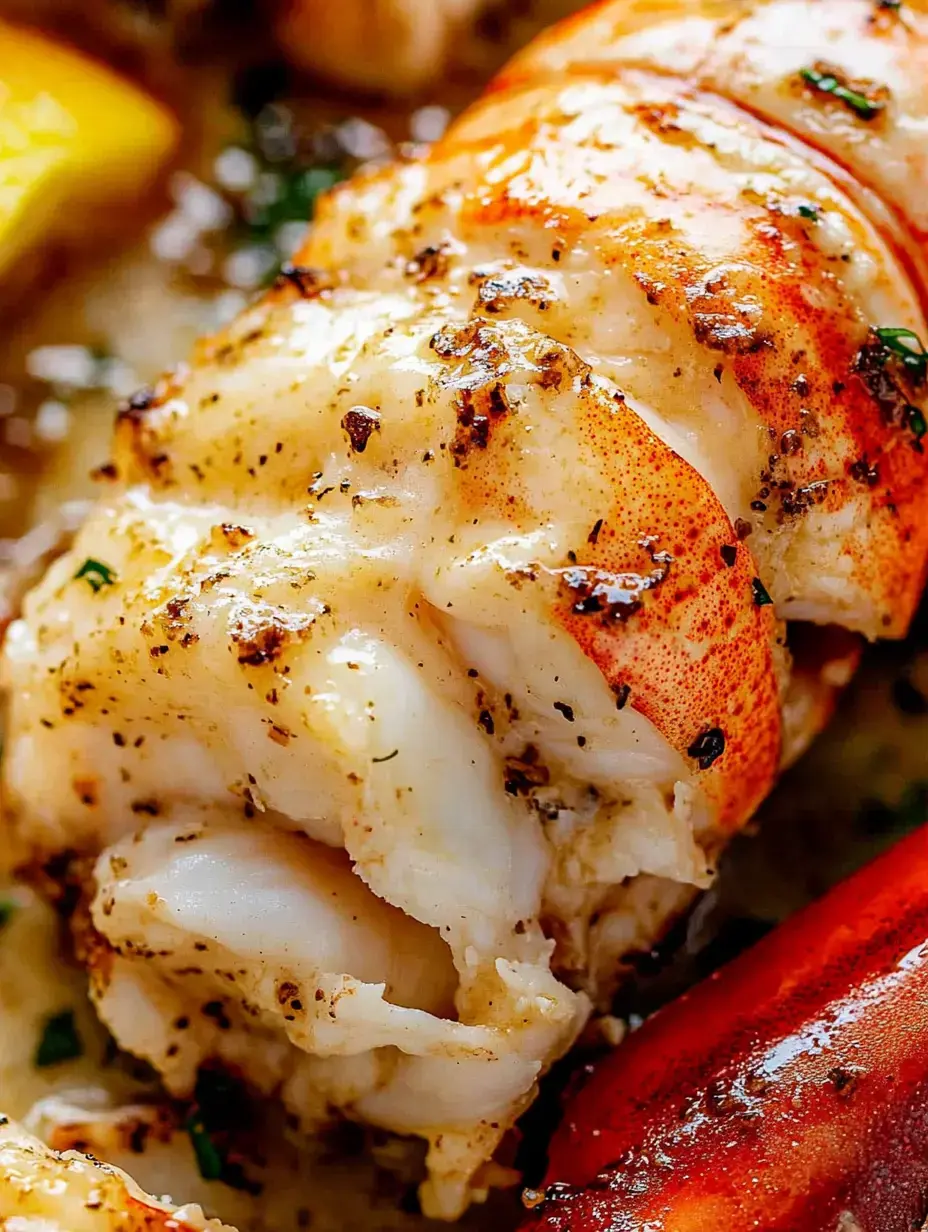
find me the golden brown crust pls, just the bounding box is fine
[430,65,928,639]
[0,1117,230,1232]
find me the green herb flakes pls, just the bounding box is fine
[0,899,15,931]
[35,1010,83,1067]
[798,65,885,121]
[797,203,820,221]
[185,1068,263,1194]
[240,164,342,247]
[217,107,350,289]
[187,1113,225,1181]
[874,327,928,384]
[907,405,928,440]
[74,558,116,593]
[857,327,928,445]
[752,577,774,607]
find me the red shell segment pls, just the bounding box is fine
[523,822,928,1232]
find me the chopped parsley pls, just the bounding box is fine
[35,1010,83,1067]
[73,558,117,593]
[214,102,352,287]
[874,327,928,384]
[797,203,820,222]
[187,1112,224,1181]
[752,577,774,607]
[908,405,928,440]
[0,899,15,930]
[798,65,885,121]
[857,327,928,445]
[241,163,343,248]
[185,1067,263,1195]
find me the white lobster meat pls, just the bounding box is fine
[4,0,928,1217]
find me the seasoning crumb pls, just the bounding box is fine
[341,406,381,454]
[687,727,726,770]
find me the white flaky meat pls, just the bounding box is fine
[5,0,928,1218]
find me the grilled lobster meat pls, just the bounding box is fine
[4,0,928,1219]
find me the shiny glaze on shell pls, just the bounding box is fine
[523,822,928,1232]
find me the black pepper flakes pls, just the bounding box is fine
[341,406,381,454]
[856,328,928,447]
[849,457,880,487]
[781,480,830,517]
[559,540,673,624]
[451,383,511,462]
[372,748,399,764]
[405,244,451,282]
[201,1000,232,1030]
[275,264,334,298]
[117,386,156,423]
[688,727,726,770]
[828,1065,861,1097]
[504,746,550,795]
[779,429,803,456]
[130,799,161,817]
[799,408,821,437]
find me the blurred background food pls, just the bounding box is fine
[1,2,928,1230]
[0,0,582,584]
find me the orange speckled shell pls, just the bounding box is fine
[448,355,781,832]
[556,390,780,833]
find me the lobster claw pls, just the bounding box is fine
[522,823,928,1232]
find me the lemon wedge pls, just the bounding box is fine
[0,20,178,278]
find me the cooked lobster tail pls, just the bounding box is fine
[523,821,928,1232]
[4,0,928,1218]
